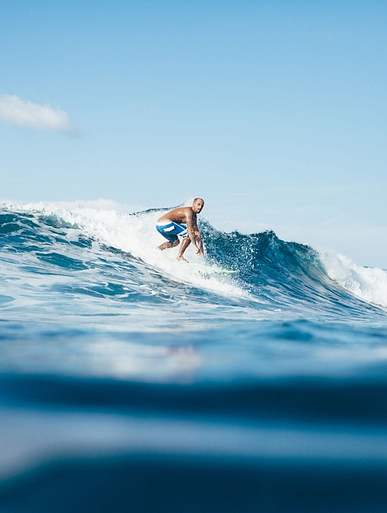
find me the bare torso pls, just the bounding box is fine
[157,207,196,227]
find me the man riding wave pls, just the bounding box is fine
[156,198,204,262]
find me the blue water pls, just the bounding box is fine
[1,202,387,513]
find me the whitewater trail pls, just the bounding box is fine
[4,200,247,300]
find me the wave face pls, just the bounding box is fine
[1,202,387,513]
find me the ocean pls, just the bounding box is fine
[0,201,387,513]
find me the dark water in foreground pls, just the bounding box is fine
[0,203,387,512]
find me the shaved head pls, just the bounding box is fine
[192,198,204,213]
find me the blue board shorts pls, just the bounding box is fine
[156,222,188,243]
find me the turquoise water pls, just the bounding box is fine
[0,202,387,513]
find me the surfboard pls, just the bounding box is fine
[179,261,239,275]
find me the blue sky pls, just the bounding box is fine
[1,0,386,267]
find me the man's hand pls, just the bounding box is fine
[195,243,204,255]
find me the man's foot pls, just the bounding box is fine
[177,255,189,263]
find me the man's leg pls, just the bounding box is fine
[158,239,179,251]
[177,238,191,262]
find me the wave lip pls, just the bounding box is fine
[320,252,387,308]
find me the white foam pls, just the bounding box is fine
[4,200,247,299]
[320,251,387,308]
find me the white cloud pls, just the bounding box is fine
[0,94,76,133]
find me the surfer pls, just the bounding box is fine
[156,198,205,262]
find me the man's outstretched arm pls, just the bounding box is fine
[188,214,204,255]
